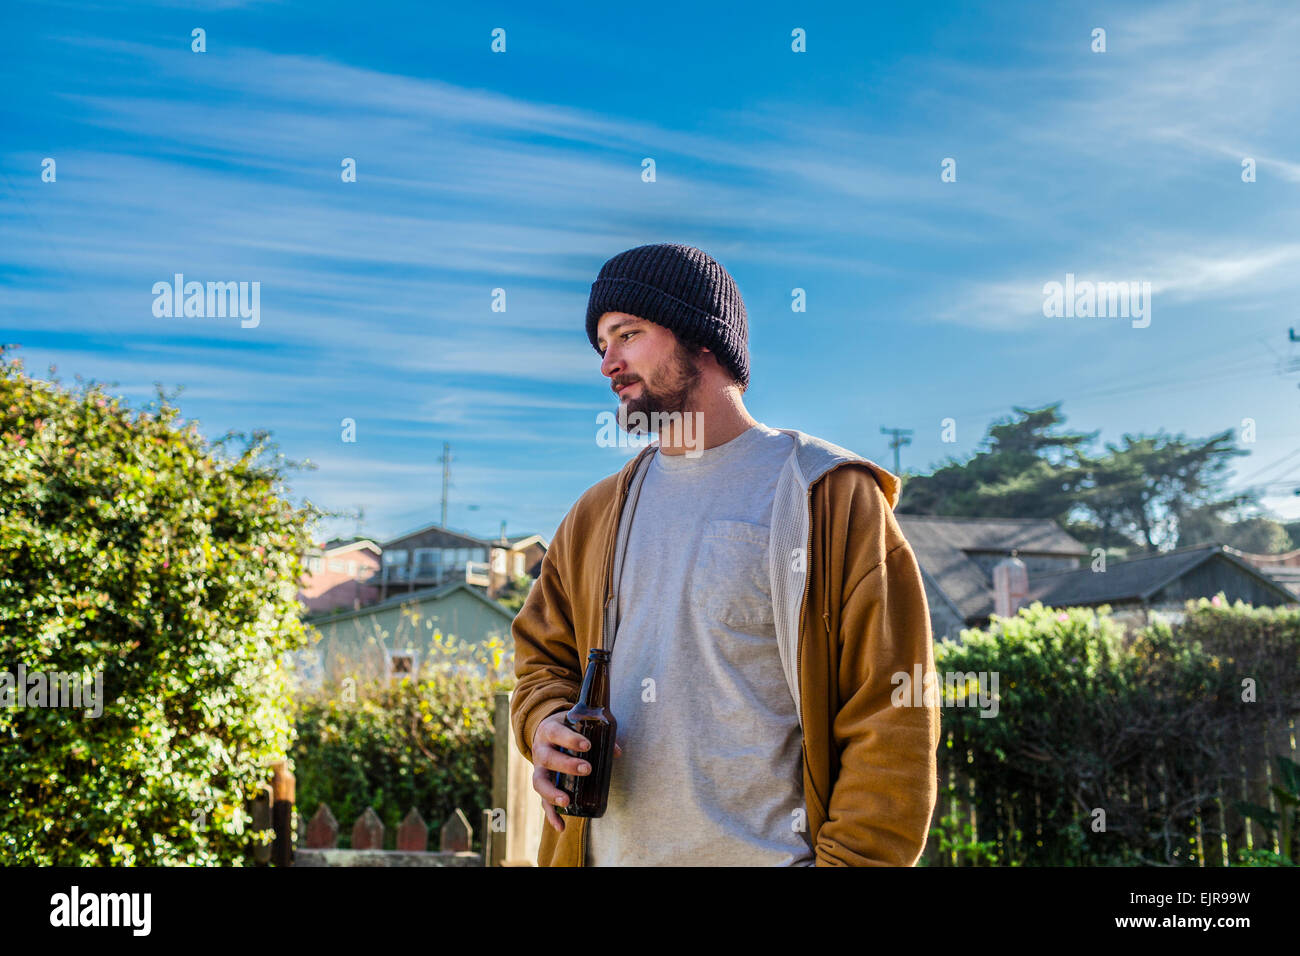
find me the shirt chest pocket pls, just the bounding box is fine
[688,519,775,630]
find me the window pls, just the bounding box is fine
[513,552,524,577]
[492,549,506,573]
[328,559,345,573]
[307,556,323,573]
[386,649,420,683]
[346,560,357,576]
[384,549,408,566]
[413,548,437,574]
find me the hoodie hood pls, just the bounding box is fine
[774,427,901,509]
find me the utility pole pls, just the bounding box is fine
[438,442,451,528]
[880,426,913,476]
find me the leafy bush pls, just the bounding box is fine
[934,598,1300,866]
[0,348,318,864]
[291,631,514,852]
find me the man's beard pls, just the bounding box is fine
[616,340,704,436]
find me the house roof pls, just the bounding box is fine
[896,515,1089,622]
[1024,542,1300,607]
[382,523,547,552]
[322,537,381,556]
[302,579,515,626]
[497,533,548,550]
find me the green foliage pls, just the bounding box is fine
[0,348,319,864]
[1233,755,1299,866]
[897,402,1261,556]
[492,573,533,615]
[291,632,514,851]
[924,799,1002,867]
[898,402,1096,520]
[935,597,1300,866]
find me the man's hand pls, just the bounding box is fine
[531,711,623,832]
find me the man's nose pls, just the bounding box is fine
[601,347,623,378]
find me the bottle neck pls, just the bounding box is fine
[577,656,610,707]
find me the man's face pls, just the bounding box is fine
[596,312,705,429]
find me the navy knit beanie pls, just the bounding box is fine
[586,243,749,390]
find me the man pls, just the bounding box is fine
[510,242,939,866]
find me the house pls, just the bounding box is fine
[898,512,1300,641]
[298,537,382,613]
[297,580,517,688]
[374,524,548,602]
[1227,545,1300,600]
[489,533,547,596]
[1024,542,1299,629]
[896,515,1091,642]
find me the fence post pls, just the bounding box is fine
[352,807,385,850]
[250,784,272,866]
[305,803,339,849]
[441,808,472,852]
[271,761,295,867]
[397,808,429,851]
[491,691,511,866]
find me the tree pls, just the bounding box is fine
[898,402,1097,521]
[0,346,320,864]
[899,402,1265,557]
[1071,430,1250,552]
[1177,509,1294,554]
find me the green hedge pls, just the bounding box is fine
[0,349,317,865]
[290,633,514,852]
[932,598,1300,866]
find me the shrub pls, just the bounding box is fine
[290,632,514,851]
[934,598,1300,866]
[0,348,318,864]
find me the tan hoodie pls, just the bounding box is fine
[510,428,940,866]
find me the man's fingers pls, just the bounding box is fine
[535,741,592,777]
[543,800,565,833]
[540,716,592,755]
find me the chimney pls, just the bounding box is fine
[993,550,1029,617]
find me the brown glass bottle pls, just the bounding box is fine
[551,648,617,818]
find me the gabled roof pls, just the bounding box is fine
[896,515,1089,622]
[382,524,495,550]
[302,579,515,626]
[1025,542,1299,607]
[381,523,547,552]
[322,538,381,557]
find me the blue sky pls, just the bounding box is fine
[4,0,1300,546]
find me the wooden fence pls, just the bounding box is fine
[293,804,482,867]
[250,690,539,866]
[923,714,1297,866]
